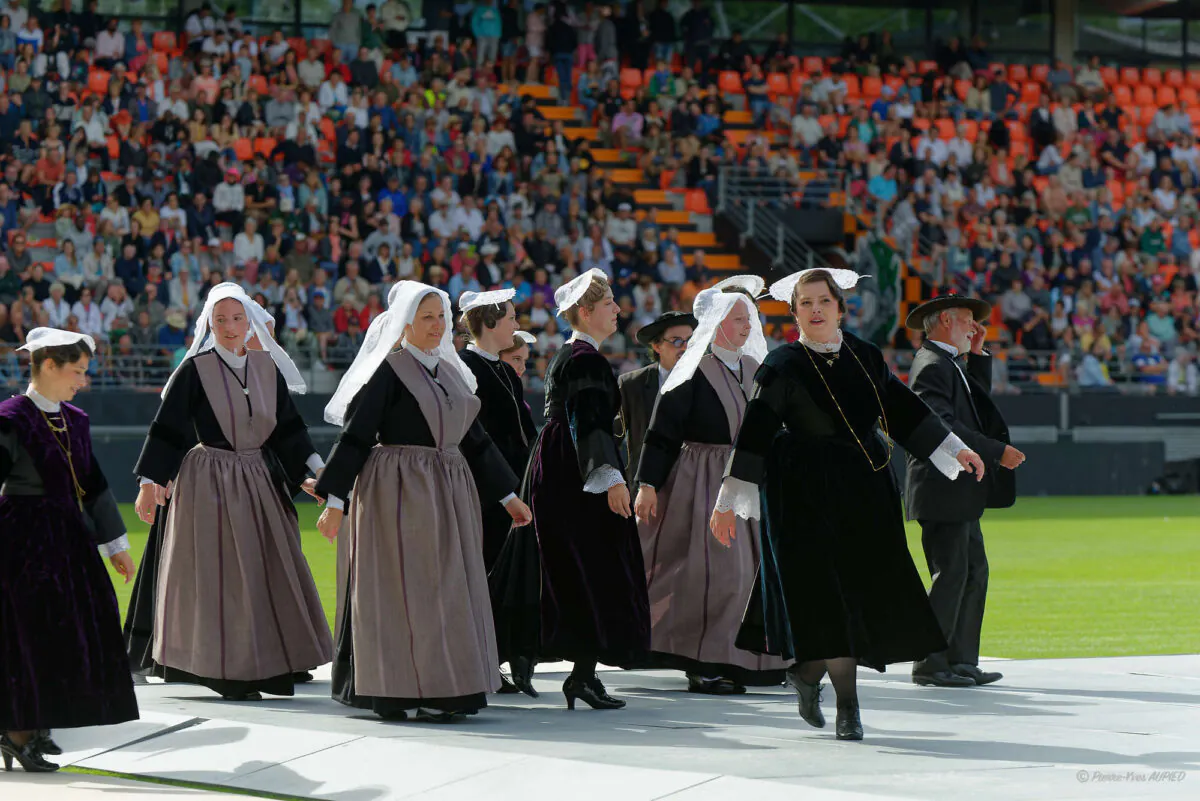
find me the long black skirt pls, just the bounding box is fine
[123,505,165,673]
[489,417,650,667]
[736,432,947,672]
[0,496,139,730]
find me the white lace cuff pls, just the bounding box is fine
[927,432,969,481]
[582,465,625,494]
[306,453,325,474]
[500,492,517,506]
[99,535,131,557]
[714,477,761,521]
[326,494,345,512]
[139,477,154,486]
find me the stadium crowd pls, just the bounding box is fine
[0,0,1194,395]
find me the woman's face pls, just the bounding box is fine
[792,280,841,341]
[405,293,446,351]
[38,354,90,402]
[212,297,249,350]
[491,301,519,343]
[580,288,619,338]
[502,344,529,377]
[716,297,752,349]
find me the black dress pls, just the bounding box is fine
[727,333,950,671]
[459,347,537,571]
[0,395,139,731]
[489,339,651,667]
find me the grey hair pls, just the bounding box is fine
[922,309,948,335]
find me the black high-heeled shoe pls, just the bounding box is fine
[563,675,626,710]
[34,730,62,756]
[510,656,539,698]
[1,734,60,773]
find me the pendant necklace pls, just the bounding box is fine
[482,354,528,446]
[217,353,254,419]
[36,405,86,510]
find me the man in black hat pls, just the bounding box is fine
[617,311,698,488]
[904,295,1024,688]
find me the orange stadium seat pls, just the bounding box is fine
[718,70,743,94]
[1143,67,1163,86]
[1120,66,1140,85]
[1030,64,1049,83]
[1166,69,1185,87]
[1134,85,1155,106]
[152,31,176,52]
[1008,65,1028,83]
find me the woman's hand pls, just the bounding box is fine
[956,448,986,482]
[709,508,736,548]
[634,486,657,523]
[154,480,173,506]
[316,507,343,542]
[109,551,135,584]
[607,483,632,518]
[135,482,160,525]
[504,496,532,526]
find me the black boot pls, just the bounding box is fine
[510,656,539,698]
[1,734,60,773]
[835,702,863,741]
[33,730,62,756]
[497,672,521,694]
[562,675,625,710]
[785,672,826,729]
[292,671,315,684]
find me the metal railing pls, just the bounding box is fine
[716,165,846,274]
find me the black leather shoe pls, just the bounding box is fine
[952,663,1003,685]
[221,690,264,701]
[912,670,975,688]
[497,673,521,694]
[415,708,464,723]
[33,731,62,756]
[563,675,625,710]
[1,734,60,773]
[785,671,826,729]
[292,671,314,684]
[510,656,540,698]
[835,702,863,741]
[686,674,744,695]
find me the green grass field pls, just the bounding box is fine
[111,497,1200,660]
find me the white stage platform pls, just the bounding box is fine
[4,655,1198,801]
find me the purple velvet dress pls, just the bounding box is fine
[489,339,650,667]
[0,395,139,731]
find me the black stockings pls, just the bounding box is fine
[796,657,858,706]
[570,659,598,681]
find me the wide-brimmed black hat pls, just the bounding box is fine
[636,311,698,346]
[905,294,991,331]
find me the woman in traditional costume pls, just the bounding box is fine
[633,276,789,695]
[133,284,332,701]
[1,328,139,773]
[457,291,539,695]
[124,288,282,677]
[489,268,651,710]
[710,268,986,740]
[314,281,531,722]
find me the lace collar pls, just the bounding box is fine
[710,343,742,371]
[402,341,440,372]
[24,386,60,412]
[798,327,843,354]
[466,343,499,362]
[213,342,247,369]
[567,331,600,350]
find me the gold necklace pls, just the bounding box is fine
[36,405,86,510]
[801,341,893,473]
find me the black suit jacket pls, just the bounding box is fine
[616,364,660,486]
[905,342,1015,523]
